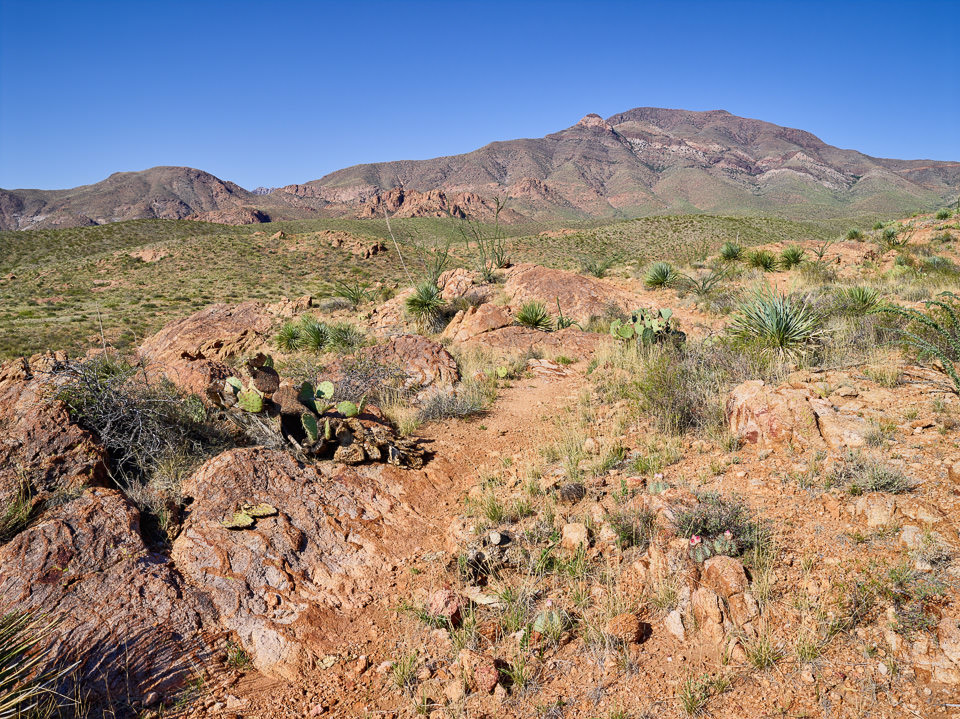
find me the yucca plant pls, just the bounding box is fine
[779,246,806,269]
[333,279,374,309]
[298,318,330,353]
[0,612,71,718]
[846,229,864,241]
[837,285,882,314]
[747,250,777,272]
[327,322,365,352]
[275,321,302,352]
[554,299,580,329]
[872,221,885,231]
[729,289,824,359]
[879,226,909,251]
[644,261,677,289]
[405,282,445,329]
[872,292,960,393]
[515,301,553,331]
[719,242,742,262]
[936,209,952,220]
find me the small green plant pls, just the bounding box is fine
[299,317,331,353]
[405,282,446,330]
[327,322,365,352]
[674,492,763,562]
[936,209,951,220]
[391,651,419,692]
[846,228,864,241]
[0,479,33,544]
[744,631,783,669]
[678,673,720,716]
[747,249,777,271]
[828,450,911,495]
[579,255,615,278]
[879,226,909,251]
[606,509,656,550]
[728,289,824,359]
[609,307,684,346]
[836,285,882,314]
[515,301,553,331]
[225,640,252,669]
[678,268,727,298]
[719,241,742,262]
[275,321,302,352]
[779,245,806,269]
[644,261,677,288]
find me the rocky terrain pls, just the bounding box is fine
[3,108,958,230]
[2,208,960,719]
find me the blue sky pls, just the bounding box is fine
[1,0,958,190]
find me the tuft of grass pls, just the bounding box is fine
[333,278,373,309]
[743,631,783,669]
[836,285,882,314]
[606,509,656,550]
[0,612,74,717]
[416,384,488,423]
[828,451,911,495]
[515,301,553,331]
[0,479,34,544]
[579,255,615,278]
[391,652,419,692]
[936,209,952,220]
[327,322,365,352]
[644,261,677,289]
[728,289,824,360]
[747,249,777,271]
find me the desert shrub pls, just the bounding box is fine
[873,292,960,392]
[416,385,488,423]
[298,317,331,353]
[673,492,763,558]
[846,229,864,240]
[779,245,806,269]
[835,285,882,314]
[872,221,885,230]
[515,301,553,331]
[922,255,957,274]
[879,226,909,251]
[828,450,911,494]
[327,322,366,352]
[728,289,824,360]
[936,208,952,220]
[52,355,227,514]
[747,249,777,271]
[334,355,411,406]
[932,231,955,244]
[579,255,614,278]
[719,241,742,262]
[405,282,446,330]
[644,261,677,288]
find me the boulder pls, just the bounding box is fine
[702,556,748,599]
[807,398,869,449]
[171,447,417,680]
[0,488,208,706]
[363,334,460,390]
[726,380,823,449]
[461,325,599,356]
[442,304,512,343]
[138,302,274,395]
[503,264,635,323]
[560,523,590,553]
[437,268,476,300]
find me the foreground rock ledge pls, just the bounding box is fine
[171,447,417,680]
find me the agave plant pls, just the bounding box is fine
[872,292,960,393]
[0,612,72,718]
[719,242,742,262]
[644,261,677,289]
[405,282,445,328]
[728,289,824,359]
[779,246,806,269]
[515,301,553,331]
[747,250,777,272]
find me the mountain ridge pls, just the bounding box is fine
[2,107,958,230]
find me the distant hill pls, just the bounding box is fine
[0,167,263,231]
[3,108,958,230]
[278,108,960,221]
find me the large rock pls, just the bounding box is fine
[0,361,108,505]
[138,302,274,395]
[503,264,636,323]
[0,488,208,706]
[171,448,418,680]
[727,380,869,450]
[702,556,748,599]
[442,304,512,343]
[363,334,460,390]
[461,325,599,356]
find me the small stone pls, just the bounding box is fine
[949,460,960,485]
[309,704,327,716]
[877,661,888,676]
[444,680,465,704]
[488,531,503,546]
[801,667,816,684]
[557,482,586,503]
[427,588,463,627]
[583,437,599,454]
[560,523,589,552]
[664,610,685,641]
[143,692,160,708]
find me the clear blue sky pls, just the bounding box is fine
[1,0,958,190]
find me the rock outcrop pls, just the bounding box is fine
[442,304,512,343]
[503,264,637,323]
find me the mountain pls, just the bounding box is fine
[0,167,263,231]
[3,108,958,231]
[277,107,960,221]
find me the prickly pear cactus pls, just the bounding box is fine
[337,401,359,418]
[237,388,264,413]
[317,381,335,399]
[610,307,683,346]
[302,413,319,443]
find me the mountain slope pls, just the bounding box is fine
[276,107,960,221]
[0,167,261,231]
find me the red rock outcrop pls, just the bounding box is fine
[503,264,637,323]
[363,334,460,390]
[442,304,512,343]
[170,448,418,680]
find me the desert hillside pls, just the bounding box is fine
[3,206,960,718]
[3,108,958,231]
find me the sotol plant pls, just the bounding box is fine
[779,246,806,269]
[729,288,824,359]
[405,282,445,329]
[515,301,553,331]
[747,249,777,272]
[719,241,742,262]
[644,261,677,289]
